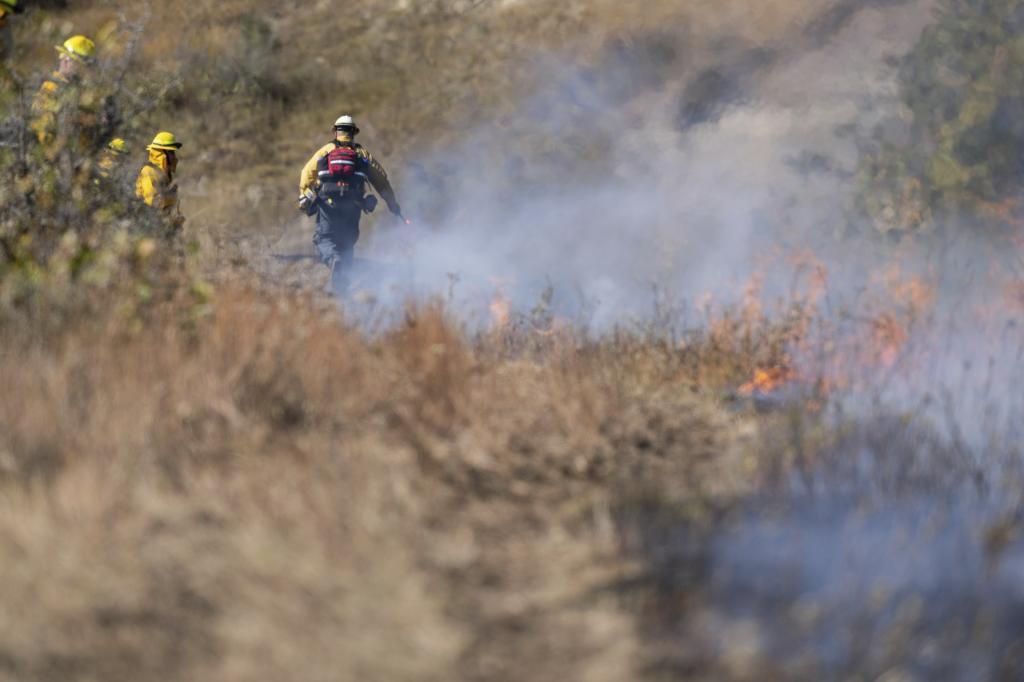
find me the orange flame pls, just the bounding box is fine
[728,260,939,399]
[488,278,511,329]
[737,366,799,397]
[489,297,510,328]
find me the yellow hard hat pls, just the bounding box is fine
[55,35,96,64]
[147,131,183,151]
[107,138,130,155]
[0,0,24,15]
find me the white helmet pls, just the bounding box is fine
[333,114,360,133]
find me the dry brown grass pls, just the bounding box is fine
[0,275,1014,680]
[0,282,778,681]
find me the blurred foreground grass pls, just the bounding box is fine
[0,281,771,681]
[3,277,1021,681]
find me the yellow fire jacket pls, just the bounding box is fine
[29,70,107,151]
[136,148,179,213]
[299,134,399,213]
[29,71,67,145]
[96,147,119,180]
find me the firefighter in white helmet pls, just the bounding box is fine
[298,114,403,294]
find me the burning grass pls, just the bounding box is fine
[2,268,1021,681]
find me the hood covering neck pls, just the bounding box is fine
[147,148,174,178]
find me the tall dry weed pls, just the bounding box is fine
[0,280,776,681]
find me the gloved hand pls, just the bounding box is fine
[165,185,179,210]
[298,188,318,216]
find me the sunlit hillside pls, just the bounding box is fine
[3,1,1024,680]
[9,0,914,262]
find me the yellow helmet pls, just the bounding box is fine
[107,138,130,155]
[55,35,96,64]
[0,0,24,16]
[146,131,183,151]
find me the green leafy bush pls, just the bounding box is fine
[859,0,1024,234]
[0,61,194,319]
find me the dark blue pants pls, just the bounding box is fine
[313,199,362,294]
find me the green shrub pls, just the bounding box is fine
[0,62,193,319]
[859,0,1024,234]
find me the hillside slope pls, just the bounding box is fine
[7,2,1024,681]
[9,0,933,274]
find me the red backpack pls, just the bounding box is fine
[326,145,360,178]
[317,143,366,196]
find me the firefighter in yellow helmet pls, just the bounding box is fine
[90,138,132,221]
[31,36,95,141]
[29,35,113,151]
[98,137,129,179]
[0,0,24,100]
[298,114,404,294]
[0,0,24,65]
[136,131,185,229]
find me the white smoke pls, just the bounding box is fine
[359,1,939,326]
[353,0,1024,454]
